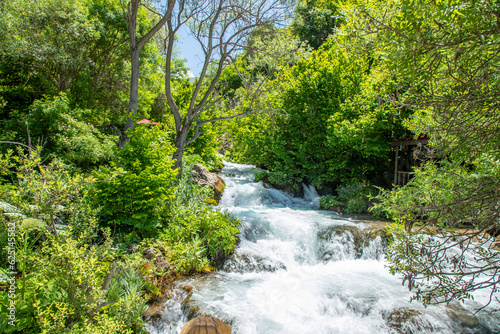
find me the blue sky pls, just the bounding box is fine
[176,25,203,78]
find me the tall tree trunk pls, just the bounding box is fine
[119,49,141,148]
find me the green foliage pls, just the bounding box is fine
[170,236,211,274]
[258,43,365,188]
[104,266,148,333]
[0,146,151,333]
[374,158,500,231]
[0,146,89,231]
[26,94,115,169]
[0,231,148,333]
[1,0,98,96]
[158,180,240,273]
[0,230,107,333]
[319,194,342,210]
[219,30,310,166]
[320,182,376,214]
[344,198,367,214]
[386,220,500,306]
[225,38,409,191]
[185,126,224,172]
[68,312,134,334]
[292,0,344,49]
[340,0,500,161]
[0,0,136,120]
[92,125,177,236]
[254,169,269,183]
[373,157,500,304]
[325,75,412,186]
[334,0,500,307]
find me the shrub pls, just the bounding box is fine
[344,198,367,214]
[0,144,149,333]
[254,169,268,182]
[92,125,178,236]
[158,181,240,273]
[319,194,342,210]
[320,181,377,214]
[27,94,115,169]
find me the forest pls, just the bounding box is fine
[0,0,499,332]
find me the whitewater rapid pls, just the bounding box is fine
[148,162,500,334]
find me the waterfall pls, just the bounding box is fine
[147,162,500,334]
[302,183,320,208]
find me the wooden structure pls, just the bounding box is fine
[180,317,232,334]
[391,136,429,186]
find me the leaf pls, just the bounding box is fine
[20,218,46,232]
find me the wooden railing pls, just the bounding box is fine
[394,171,413,186]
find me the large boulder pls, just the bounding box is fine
[192,164,226,204]
[180,316,231,334]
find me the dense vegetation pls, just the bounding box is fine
[1,0,499,332]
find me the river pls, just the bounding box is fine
[148,162,500,334]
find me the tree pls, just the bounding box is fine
[162,0,292,173]
[0,0,131,117]
[120,0,173,147]
[226,38,409,190]
[292,0,344,49]
[342,0,500,307]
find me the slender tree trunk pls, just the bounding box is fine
[173,126,190,174]
[119,49,141,148]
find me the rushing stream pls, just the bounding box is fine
[148,162,500,334]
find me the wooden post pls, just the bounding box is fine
[393,145,400,185]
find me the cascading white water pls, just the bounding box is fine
[150,162,500,334]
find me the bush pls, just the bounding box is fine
[27,94,115,169]
[319,194,342,210]
[92,125,178,236]
[254,169,268,182]
[0,228,148,334]
[184,125,224,172]
[158,181,240,273]
[320,181,376,214]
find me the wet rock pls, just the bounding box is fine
[182,285,193,292]
[446,301,480,328]
[180,316,231,334]
[387,307,421,324]
[239,221,270,242]
[143,303,164,321]
[181,289,212,320]
[210,249,229,270]
[192,164,226,204]
[317,224,388,262]
[223,252,286,273]
[327,205,344,214]
[385,307,432,333]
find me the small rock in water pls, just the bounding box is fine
[223,252,286,273]
[143,304,164,321]
[446,301,480,328]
